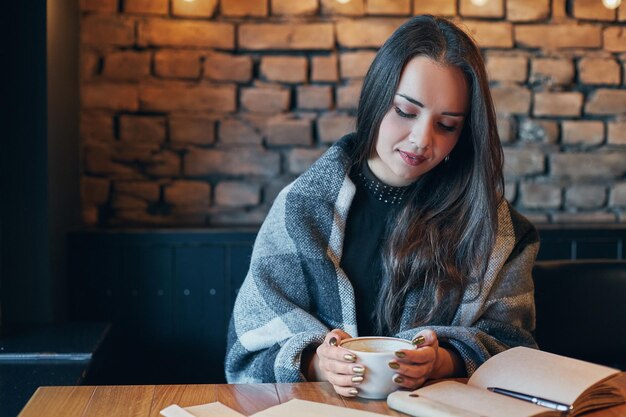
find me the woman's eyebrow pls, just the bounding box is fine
[396,93,465,117]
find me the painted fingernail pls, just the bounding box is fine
[393,375,404,384]
[351,375,364,383]
[412,335,425,346]
[344,353,356,362]
[348,388,358,396]
[388,361,400,369]
[352,365,365,374]
[395,351,406,358]
[328,337,338,346]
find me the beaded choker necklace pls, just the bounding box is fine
[355,162,411,205]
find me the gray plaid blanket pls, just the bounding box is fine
[225,134,539,383]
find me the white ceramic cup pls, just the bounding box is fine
[339,336,415,399]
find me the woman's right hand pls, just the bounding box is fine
[316,329,364,397]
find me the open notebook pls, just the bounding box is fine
[387,346,624,417]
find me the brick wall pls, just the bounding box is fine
[79,0,626,227]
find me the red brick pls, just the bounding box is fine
[297,85,333,110]
[573,0,616,21]
[115,181,160,202]
[551,153,626,179]
[209,207,268,226]
[520,182,561,209]
[124,0,168,15]
[460,0,503,18]
[102,51,151,81]
[260,56,308,83]
[80,0,118,12]
[340,51,376,79]
[81,50,100,80]
[185,146,280,177]
[165,181,211,207]
[140,82,236,112]
[515,24,602,49]
[119,115,166,143]
[506,0,550,21]
[337,19,404,48]
[317,113,356,143]
[155,50,202,79]
[221,0,268,17]
[81,204,100,226]
[267,115,313,146]
[83,144,143,178]
[241,86,290,114]
[504,181,517,202]
[552,212,617,223]
[461,21,513,48]
[214,181,261,207]
[112,194,149,210]
[552,0,567,19]
[565,185,607,208]
[288,148,328,174]
[496,116,515,143]
[503,148,545,177]
[311,54,339,82]
[204,52,253,82]
[219,117,264,145]
[81,111,115,142]
[611,183,626,205]
[172,0,217,18]
[82,205,99,225]
[604,27,626,52]
[170,114,216,146]
[81,15,135,46]
[114,209,206,227]
[111,144,160,163]
[561,121,604,146]
[337,82,362,110]
[530,58,575,85]
[367,0,410,15]
[321,0,365,16]
[139,19,235,49]
[486,54,528,83]
[608,120,626,145]
[272,0,318,15]
[534,92,583,117]
[239,23,334,50]
[82,83,139,111]
[412,0,456,16]
[145,150,182,177]
[579,57,621,85]
[491,84,531,115]
[519,119,559,143]
[81,177,111,205]
[585,89,626,115]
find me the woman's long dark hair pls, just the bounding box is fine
[353,15,504,334]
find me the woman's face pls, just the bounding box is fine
[368,56,469,187]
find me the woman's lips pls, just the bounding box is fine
[398,150,427,166]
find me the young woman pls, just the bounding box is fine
[225,15,538,397]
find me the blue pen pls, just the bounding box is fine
[487,387,573,412]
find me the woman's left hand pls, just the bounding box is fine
[388,329,461,390]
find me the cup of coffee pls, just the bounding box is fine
[339,336,414,399]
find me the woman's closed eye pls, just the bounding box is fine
[438,122,457,132]
[394,106,416,119]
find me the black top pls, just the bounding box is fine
[340,162,410,336]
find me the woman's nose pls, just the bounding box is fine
[408,120,433,150]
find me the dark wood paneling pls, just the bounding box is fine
[68,226,626,384]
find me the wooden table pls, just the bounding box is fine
[18,373,626,417]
